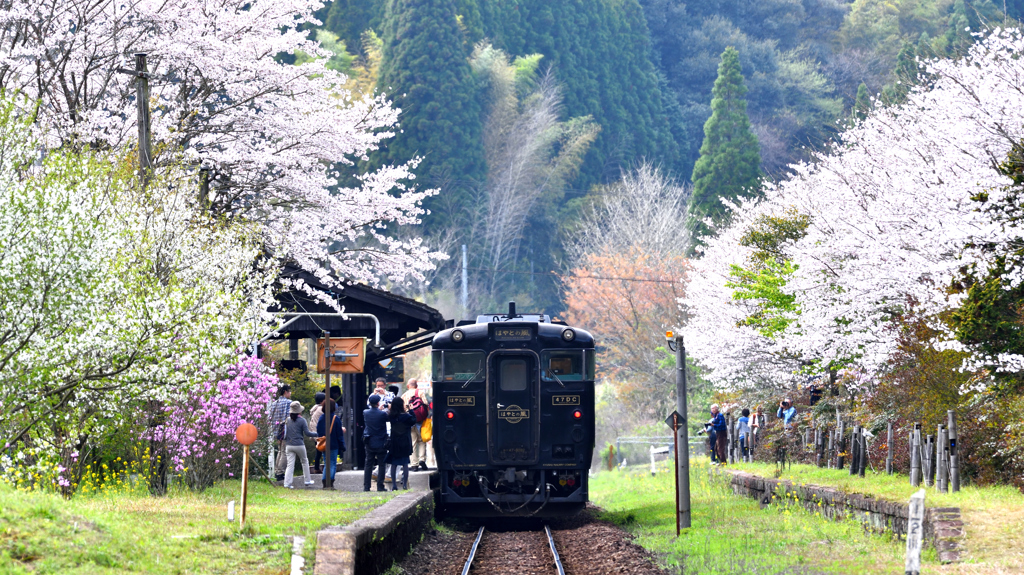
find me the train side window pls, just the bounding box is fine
[541,351,584,382]
[439,351,485,382]
[431,350,443,382]
[586,350,595,380]
[499,359,528,391]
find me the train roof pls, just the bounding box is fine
[432,318,595,348]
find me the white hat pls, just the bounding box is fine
[289,401,304,414]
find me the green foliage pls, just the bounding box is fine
[377,0,486,215]
[854,82,872,120]
[322,0,383,58]
[689,47,761,241]
[727,258,799,339]
[477,0,685,189]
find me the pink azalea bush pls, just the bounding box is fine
[149,356,278,489]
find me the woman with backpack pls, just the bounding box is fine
[316,399,346,490]
[385,397,417,491]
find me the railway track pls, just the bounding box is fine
[461,523,567,575]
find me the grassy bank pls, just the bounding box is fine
[730,461,1024,573]
[0,479,392,574]
[590,458,911,574]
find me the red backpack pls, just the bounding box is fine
[408,395,429,423]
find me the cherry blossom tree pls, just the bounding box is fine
[0,0,441,293]
[0,96,277,489]
[683,29,1024,390]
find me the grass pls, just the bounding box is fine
[0,478,393,574]
[730,461,1024,574]
[590,457,914,574]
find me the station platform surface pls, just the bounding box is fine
[275,468,438,492]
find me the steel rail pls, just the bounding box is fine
[545,524,566,575]
[461,526,486,575]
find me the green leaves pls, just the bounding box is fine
[727,258,800,339]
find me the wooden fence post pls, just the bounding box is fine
[885,422,894,475]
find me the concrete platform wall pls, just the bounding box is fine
[724,470,963,563]
[314,490,435,575]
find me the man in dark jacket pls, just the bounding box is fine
[362,394,389,492]
[710,404,728,465]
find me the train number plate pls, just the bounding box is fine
[447,396,475,406]
[493,327,532,341]
[552,395,580,406]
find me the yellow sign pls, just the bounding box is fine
[552,395,580,406]
[498,405,529,424]
[448,396,475,407]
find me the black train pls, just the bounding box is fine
[432,303,595,517]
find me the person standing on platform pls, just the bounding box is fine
[283,401,318,489]
[710,404,728,465]
[402,379,429,471]
[317,399,345,490]
[309,392,326,474]
[737,408,751,460]
[362,394,389,491]
[268,385,292,481]
[385,397,417,490]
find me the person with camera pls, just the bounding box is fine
[777,398,797,431]
[710,404,728,465]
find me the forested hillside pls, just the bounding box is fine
[314,0,1019,315]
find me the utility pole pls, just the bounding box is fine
[666,332,691,530]
[134,53,153,184]
[461,245,468,314]
[116,53,154,186]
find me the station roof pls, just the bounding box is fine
[267,263,447,351]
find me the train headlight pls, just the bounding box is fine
[446,410,455,420]
[561,328,575,342]
[573,409,582,420]
[451,329,464,343]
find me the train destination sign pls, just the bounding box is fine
[448,396,475,406]
[552,395,580,406]
[492,327,532,341]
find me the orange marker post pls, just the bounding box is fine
[235,423,258,528]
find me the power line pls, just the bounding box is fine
[460,265,678,284]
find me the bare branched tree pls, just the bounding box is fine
[568,162,692,265]
[471,44,599,296]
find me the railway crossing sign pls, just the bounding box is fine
[665,410,684,431]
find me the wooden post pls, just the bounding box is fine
[672,412,680,536]
[927,435,936,486]
[948,410,960,492]
[905,489,926,575]
[936,425,948,493]
[858,428,867,478]
[837,421,846,470]
[826,427,834,469]
[910,427,921,487]
[849,426,860,476]
[885,422,894,475]
[240,444,250,528]
[607,445,615,472]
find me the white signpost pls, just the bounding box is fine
[905,489,926,575]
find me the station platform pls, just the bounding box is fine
[275,468,438,492]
